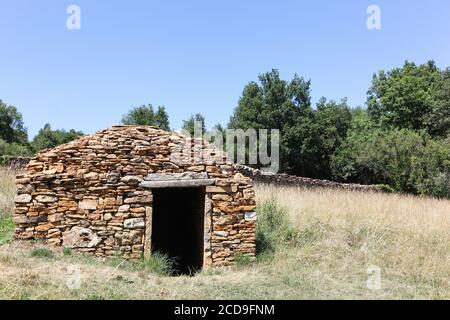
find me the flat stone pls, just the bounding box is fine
[124,218,145,229]
[221,204,256,214]
[15,194,32,203]
[217,215,239,225]
[58,200,78,207]
[106,172,121,183]
[84,172,99,180]
[212,194,232,201]
[118,205,130,212]
[205,185,237,193]
[35,223,54,232]
[186,165,205,172]
[244,212,257,221]
[13,215,28,224]
[78,199,98,210]
[233,172,252,183]
[16,177,31,184]
[29,215,48,224]
[144,172,208,181]
[213,231,228,237]
[43,169,57,175]
[35,195,58,203]
[121,176,143,184]
[124,196,153,204]
[101,197,116,207]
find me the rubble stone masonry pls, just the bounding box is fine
[13,125,256,267]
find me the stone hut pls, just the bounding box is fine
[13,126,256,272]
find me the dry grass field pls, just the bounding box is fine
[0,167,449,300]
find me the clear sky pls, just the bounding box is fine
[1,0,449,138]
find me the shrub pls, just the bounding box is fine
[30,248,54,259]
[332,128,450,198]
[256,200,299,259]
[0,140,33,158]
[138,253,175,276]
[375,184,396,193]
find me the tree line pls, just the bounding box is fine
[1,60,449,197]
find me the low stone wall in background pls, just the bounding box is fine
[1,156,31,170]
[236,165,379,192]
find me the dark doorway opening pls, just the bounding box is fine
[151,187,205,275]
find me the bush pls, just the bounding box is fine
[375,184,396,193]
[30,248,54,259]
[256,200,299,259]
[332,128,450,198]
[138,253,175,276]
[0,139,32,159]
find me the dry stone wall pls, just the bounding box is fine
[237,165,379,192]
[13,126,256,267]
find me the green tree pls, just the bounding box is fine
[212,123,224,133]
[229,69,317,176]
[32,123,84,152]
[429,68,450,138]
[154,106,170,131]
[311,97,352,178]
[182,113,206,136]
[205,123,226,150]
[0,100,28,144]
[367,61,443,135]
[121,104,170,130]
[330,108,377,182]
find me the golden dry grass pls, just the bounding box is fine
[255,184,450,299]
[0,167,16,218]
[0,171,449,300]
[256,184,450,234]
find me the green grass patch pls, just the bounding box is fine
[62,247,73,256]
[30,248,54,259]
[234,254,252,269]
[105,252,175,276]
[0,216,14,245]
[137,253,175,276]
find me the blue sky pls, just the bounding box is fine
[1,0,449,138]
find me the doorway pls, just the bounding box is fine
[151,187,205,275]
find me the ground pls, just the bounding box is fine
[0,167,449,299]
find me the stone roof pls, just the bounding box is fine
[26,125,230,176]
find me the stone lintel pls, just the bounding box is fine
[139,179,215,189]
[144,172,208,181]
